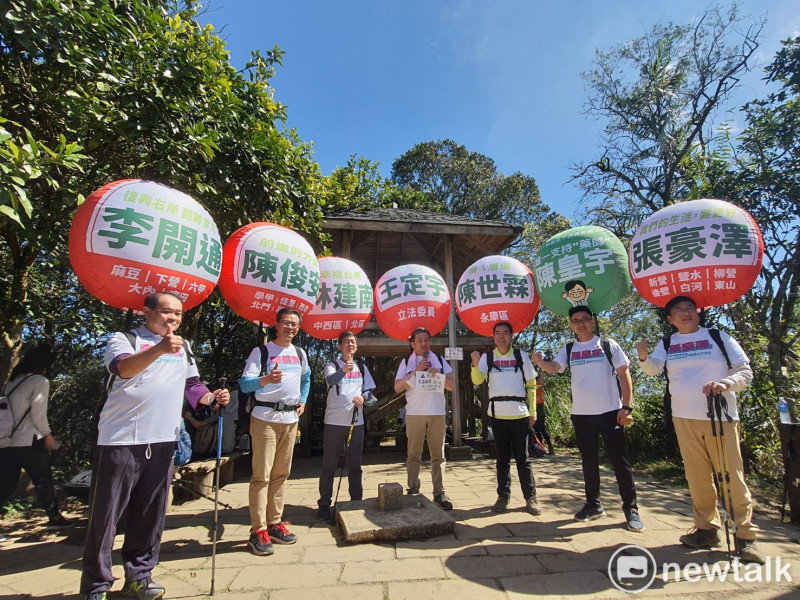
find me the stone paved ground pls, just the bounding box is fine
[1,451,799,599]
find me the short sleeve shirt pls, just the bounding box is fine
[243,342,306,425]
[475,349,537,418]
[395,353,452,416]
[324,360,376,426]
[554,336,629,415]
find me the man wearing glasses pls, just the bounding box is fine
[532,305,644,532]
[240,308,310,556]
[637,295,762,563]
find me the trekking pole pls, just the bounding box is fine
[707,394,733,557]
[714,394,736,554]
[331,404,359,525]
[210,376,226,596]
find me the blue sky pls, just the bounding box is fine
[200,1,799,219]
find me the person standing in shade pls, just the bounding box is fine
[241,308,310,556]
[81,292,229,600]
[637,295,762,563]
[317,331,376,521]
[532,306,644,532]
[394,327,455,510]
[533,371,554,456]
[0,344,70,531]
[471,321,541,515]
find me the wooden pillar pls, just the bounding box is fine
[342,229,351,259]
[444,235,462,446]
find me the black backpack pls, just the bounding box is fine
[237,344,309,433]
[661,329,731,420]
[484,348,528,387]
[327,357,368,397]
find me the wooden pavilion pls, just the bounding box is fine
[320,207,522,447]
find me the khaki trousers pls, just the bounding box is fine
[673,417,759,540]
[249,418,297,531]
[405,414,446,494]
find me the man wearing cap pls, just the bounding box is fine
[533,305,643,532]
[637,295,762,563]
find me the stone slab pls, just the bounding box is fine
[338,495,455,543]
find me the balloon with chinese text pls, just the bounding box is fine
[456,255,540,336]
[218,222,320,324]
[373,264,451,340]
[629,199,764,308]
[301,256,373,339]
[68,179,222,311]
[534,226,630,316]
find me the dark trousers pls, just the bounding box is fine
[571,410,637,511]
[492,416,536,500]
[534,403,553,451]
[318,423,364,507]
[0,438,59,517]
[80,442,175,595]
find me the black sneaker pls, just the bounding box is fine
[317,506,332,521]
[407,487,420,495]
[624,509,645,532]
[120,577,165,600]
[247,530,274,556]
[47,514,71,528]
[679,527,720,549]
[574,504,606,521]
[268,522,298,544]
[492,496,509,513]
[434,492,453,511]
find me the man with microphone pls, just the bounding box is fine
[240,308,310,556]
[81,292,229,600]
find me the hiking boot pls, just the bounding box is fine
[434,492,453,511]
[407,487,420,495]
[735,538,765,564]
[268,522,298,544]
[247,529,274,556]
[492,496,509,513]
[679,527,720,549]
[574,504,606,522]
[47,514,71,528]
[84,593,107,600]
[526,497,542,516]
[120,577,165,600]
[625,509,645,532]
[317,505,332,521]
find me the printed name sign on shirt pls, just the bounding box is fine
[416,371,445,393]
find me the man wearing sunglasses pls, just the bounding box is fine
[532,305,643,532]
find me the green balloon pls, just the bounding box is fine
[534,226,630,316]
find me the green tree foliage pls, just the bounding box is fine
[574,3,764,233]
[0,0,325,383]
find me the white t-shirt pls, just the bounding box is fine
[395,352,452,416]
[243,342,306,425]
[101,325,198,445]
[650,328,747,421]
[554,336,629,415]
[475,349,536,418]
[324,359,376,426]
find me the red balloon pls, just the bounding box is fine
[68,179,221,311]
[456,255,540,337]
[301,257,373,339]
[373,264,451,341]
[218,222,320,325]
[629,199,764,308]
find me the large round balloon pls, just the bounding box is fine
[534,226,630,316]
[218,222,320,325]
[456,255,540,336]
[301,256,373,339]
[629,198,764,308]
[373,264,451,340]
[68,179,221,311]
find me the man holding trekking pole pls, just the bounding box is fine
[317,331,376,521]
[637,295,764,564]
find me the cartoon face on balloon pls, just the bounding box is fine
[561,280,594,307]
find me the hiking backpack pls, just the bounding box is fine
[0,374,34,448]
[565,338,621,397]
